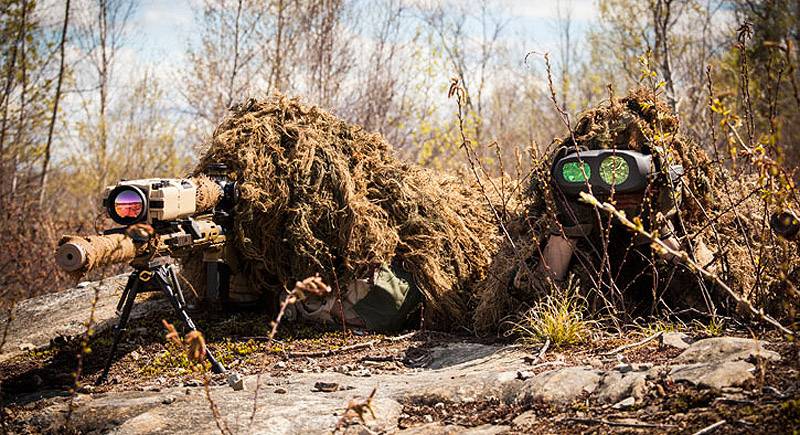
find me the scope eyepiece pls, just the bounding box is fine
[106,185,148,225]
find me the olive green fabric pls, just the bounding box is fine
[352,264,422,332]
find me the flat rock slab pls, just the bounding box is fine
[519,366,603,403]
[669,360,756,389]
[5,281,789,434]
[16,337,786,434]
[674,336,780,364]
[0,275,164,363]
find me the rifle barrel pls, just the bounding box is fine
[56,233,138,273]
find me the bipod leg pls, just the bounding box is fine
[154,265,226,374]
[96,271,142,385]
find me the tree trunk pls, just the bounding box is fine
[39,0,71,206]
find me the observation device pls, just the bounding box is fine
[552,149,684,196]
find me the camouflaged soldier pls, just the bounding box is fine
[511,144,686,304]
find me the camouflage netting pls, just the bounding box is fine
[183,96,500,328]
[472,88,800,334]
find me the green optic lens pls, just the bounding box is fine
[599,156,630,185]
[561,162,591,183]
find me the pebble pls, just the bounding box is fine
[314,382,340,392]
[589,358,604,369]
[162,397,176,405]
[516,370,535,380]
[227,373,245,391]
[183,379,201,387]
[274,361,287,369]
[274,387,288,394]
[613,363,633,373]
[612,396,636,409]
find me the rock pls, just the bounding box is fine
[589,358,604,369]
[227,373,245,391]
[516,370,534,380]
[613,363,633,373]
[519,367,602,403]
[661,332,692,350]
[77,384,95,394]
[675,337,780,364]
[612,396,636,409]
[425,343,501,369]
[274,361,287,369]
[0,274,164,364]
[669,360,756,389]
[18,342,36,351]
[162,397,176,405]
[595,369,653,403]
[183,379,201,387]
[313,381,342,392]
[511,410,537,426]
[113,411,168,434]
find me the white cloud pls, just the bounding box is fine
[504,0,599,22]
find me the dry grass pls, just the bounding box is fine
[508,278,594,347]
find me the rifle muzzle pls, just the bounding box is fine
[56,234,139,273]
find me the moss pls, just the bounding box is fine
[139,344,209,376]
[778,399,800,432]
[212,339,261,365]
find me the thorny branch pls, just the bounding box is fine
[580,191,794,336]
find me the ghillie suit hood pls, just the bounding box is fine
[183,96,500,328]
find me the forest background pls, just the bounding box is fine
[1,0,798,308]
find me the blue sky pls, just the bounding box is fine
[127,0,599,72]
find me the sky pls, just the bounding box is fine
[126,0,600,79]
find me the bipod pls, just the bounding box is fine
[96,258,225,385]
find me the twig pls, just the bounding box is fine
[567,417,677,429]
[204,373,232,435]
[530,339,550,364]
[529,360,565,370]
[580,192,794,336]
[251,276,331,425]
[601,331,663,356]
[287,332,417,358]
[692,420,726,435]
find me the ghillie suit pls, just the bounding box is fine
[473,88,799,334]
[182,96,499,330]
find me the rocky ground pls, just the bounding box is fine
[1,277,798,434]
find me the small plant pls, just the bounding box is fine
[693,317,726,337]
[510,278,593,347]
[636,319,682,337]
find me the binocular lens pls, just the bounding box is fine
[600,156,630,185]
[562,162,591,183]
[114,189,145,219]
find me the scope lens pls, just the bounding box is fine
[600,156,630,186]
[562,162,591,183]
[114,189,145,219]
